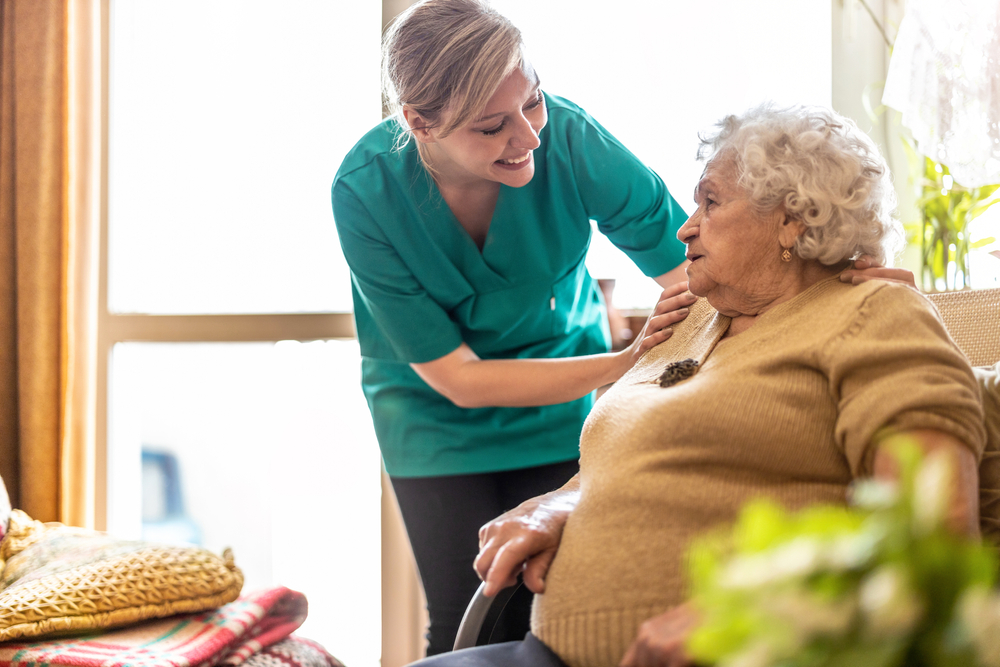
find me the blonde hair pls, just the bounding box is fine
[698,104,904,265]
[382,0,523,153]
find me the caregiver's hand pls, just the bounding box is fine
[620,281,696,368]
[619,604,700,667]
[475,474,581,597]
[840,255,917,289]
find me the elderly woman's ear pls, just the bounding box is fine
[776,214,806,255]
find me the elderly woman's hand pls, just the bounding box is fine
[840,255,917,289]
[474,475,581,596]
[619,604,700,667]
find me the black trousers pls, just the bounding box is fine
[391,459,580,656]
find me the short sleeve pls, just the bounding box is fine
[825,284,986,476]
[333,183,463,363]
[550,103,688,277]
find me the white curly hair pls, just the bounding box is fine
[697,104,904,265]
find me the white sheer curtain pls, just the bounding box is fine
[883,0,1000,187]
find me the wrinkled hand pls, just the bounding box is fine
[626,282,697,364]
[474,483,580,597]
[840,255,917,290]
[619,604,699,667]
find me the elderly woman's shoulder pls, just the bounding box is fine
[780,278,943,347]
[849,278,936,312]
[816,278,953,352]
[819,276,934,314]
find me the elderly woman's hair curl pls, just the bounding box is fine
[698,104,903,265]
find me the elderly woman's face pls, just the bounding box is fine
[677,160,784,306]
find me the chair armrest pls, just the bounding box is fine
[453,581,524,651]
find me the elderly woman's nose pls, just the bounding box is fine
[677,214,699,242]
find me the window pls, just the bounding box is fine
[102,2,382,666]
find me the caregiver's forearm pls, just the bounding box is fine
[412,281,693,408]
[654,261,690,290]
[411,342,631,408]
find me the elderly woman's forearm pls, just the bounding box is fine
[478,472,581,549]
[872,429,980,536]
[520,472,582,518]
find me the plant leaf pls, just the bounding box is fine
[968,197,1000,222]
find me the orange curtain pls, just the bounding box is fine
[0,0,68,522]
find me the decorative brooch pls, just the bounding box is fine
[657,358,700,388]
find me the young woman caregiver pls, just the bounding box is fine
[331,0,909,655]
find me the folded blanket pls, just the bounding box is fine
[245,636,344,667]
[0,586,342,667]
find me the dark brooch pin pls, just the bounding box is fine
[657,358,699,388]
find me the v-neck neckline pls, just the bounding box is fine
[433,182,504,250]
[423,175,512,286]
[435,181,503,254]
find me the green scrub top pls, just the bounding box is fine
[332,93,687,478]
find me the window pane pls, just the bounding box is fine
[970,209,1000,289]
[107,340,381,667]
[108,0,380,314]
[492,0,832,308]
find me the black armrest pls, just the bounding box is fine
[453,580,531,651]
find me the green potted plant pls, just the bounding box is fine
[902,147,999,292]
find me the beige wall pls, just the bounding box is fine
[383,0,415,31]
[381,472,429,667]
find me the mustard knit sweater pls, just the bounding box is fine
[532,276,986,667]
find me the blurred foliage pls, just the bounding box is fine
[686,438,1000,667]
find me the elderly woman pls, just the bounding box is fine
[410,104,986,667]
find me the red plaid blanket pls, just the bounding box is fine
[0,587,342,667]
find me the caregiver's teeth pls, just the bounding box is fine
[500,154,529,164]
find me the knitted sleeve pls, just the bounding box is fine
[824,283,985,477]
